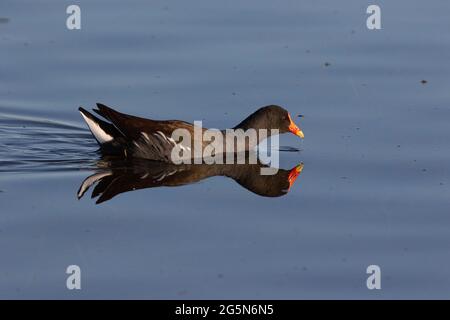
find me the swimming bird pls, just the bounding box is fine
[79,103,304,162]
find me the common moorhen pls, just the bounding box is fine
[79,103,304,162]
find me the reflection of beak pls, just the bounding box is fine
[287,163,304,189]
[288,114,304,139]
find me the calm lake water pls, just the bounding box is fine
[1,0,450,299]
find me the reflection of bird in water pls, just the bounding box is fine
[77,157,304,204]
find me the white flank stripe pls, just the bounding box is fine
[142,132,150,141]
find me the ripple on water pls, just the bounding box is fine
[0,112,98,173]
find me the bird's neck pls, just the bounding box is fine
[233,111,266,132]
[230,113,275,150]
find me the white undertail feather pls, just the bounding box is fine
[80,111,114,143]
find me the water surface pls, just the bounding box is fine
[1,0,450,299]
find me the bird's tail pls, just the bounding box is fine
[79,107,121,145]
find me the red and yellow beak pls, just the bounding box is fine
[288,114,304,138]
[287,163,304,189]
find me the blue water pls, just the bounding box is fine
[1,0,450,298]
